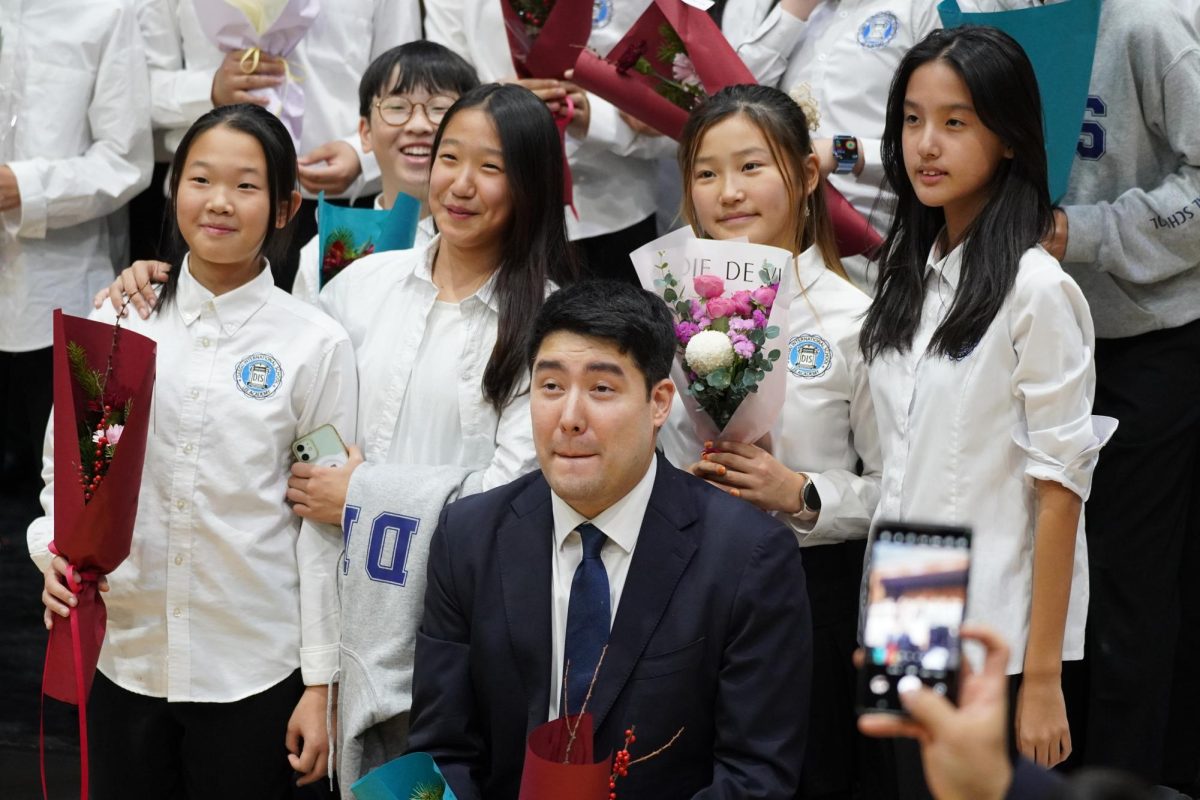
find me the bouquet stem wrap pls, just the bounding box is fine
[518,713,612,800]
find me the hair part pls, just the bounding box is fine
[157,103,298,311]
[678,84,844,278]
[358,40,480,120]
[527,280,676,395]
[860,25,1053,362]
[431,83,580,412]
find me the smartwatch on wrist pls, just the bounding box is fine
[832,134,860,175]
[798,474,822,516]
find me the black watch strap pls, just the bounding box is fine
[803,478,822,512]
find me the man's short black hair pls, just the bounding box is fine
[358,41,480,119]
[528,280,676,393]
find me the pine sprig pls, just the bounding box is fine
[410,784,444,800]
[67,340,105,399]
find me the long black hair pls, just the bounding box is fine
[859,26,1052,362]
[679,84,843,277]
[157,104,298,311]
[431,83,579,412]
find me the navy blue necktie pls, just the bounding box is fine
[563,523,610,715]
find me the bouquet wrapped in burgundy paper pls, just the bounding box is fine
[501,0,593,80]
[571,0,752,141]
[518,713,612,800]
[43,310,156,706]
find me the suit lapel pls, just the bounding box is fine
[497,476,555,732]
[588,458,699,731]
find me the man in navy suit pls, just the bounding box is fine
[407,280,813,799]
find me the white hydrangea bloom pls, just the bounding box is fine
[685,330,735,377]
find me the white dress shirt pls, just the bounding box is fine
[135,0,422,196]
[868,242,1117,674]
[659,246,882,545]
[290,197,435,306]
[0,0,152,351]
[318,237,539,490]
[548,456,658,719]
[28,256,358,700]
[425,0,677,241]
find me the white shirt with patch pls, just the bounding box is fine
[28,256,358,701]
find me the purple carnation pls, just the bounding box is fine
[731,334,755,359]
[729,317,755,333]
[752,309,768,328]
[675,321,701,345]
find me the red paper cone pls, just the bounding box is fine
[824,183,883,258]
[518,713,612,800]
[501,0,594,80]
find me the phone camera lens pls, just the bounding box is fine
[301,453,310,461]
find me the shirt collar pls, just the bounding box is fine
[924,235,964,291]
[175,254,274,333]
[412,235,502,313]
[791,244,829,294]
[550,456,658,556]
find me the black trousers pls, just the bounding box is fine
[1080,317,1200,783]
[88,669,305,800]
[0,347,53,510]
[573,214,657,287]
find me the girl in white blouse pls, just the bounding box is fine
[858,27,1114,773]
[668,84,882,797]
[31,104,357,796]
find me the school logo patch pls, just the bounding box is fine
[788,334,832,379]
[857,11,900,49]
[593,0,613,28]
[234,353,283,399]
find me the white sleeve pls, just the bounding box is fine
[733,4,810,89]
[794,330,882,542]
[291,235,321,306]
[480,384,539,492]
[294,336,359,685]
[26,416,57,575]
[136,0,214,131]
[424,0,469,55]
[577,95,679,161]
[1008,253,1116,501]
[7,1,153,238]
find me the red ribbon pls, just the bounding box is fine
[40,542,96,800]
[555,94,579,220]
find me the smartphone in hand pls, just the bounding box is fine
[291,424,349,468]
[857,521,972,716]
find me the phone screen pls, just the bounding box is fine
[857,522,971,715]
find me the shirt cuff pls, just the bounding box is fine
[791,471,837,539]
[176,69,217,123]
[300,643,340,686]
[581,94,631,152]
[5,160,48,239]
[1061,204,1103,265]
[747,4,809,58]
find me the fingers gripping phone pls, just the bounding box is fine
[291,424,349,468]
[857,521,972,715]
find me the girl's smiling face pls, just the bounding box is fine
[901,60,1013,244]
[428,108,514,253]
[175,124,290,278]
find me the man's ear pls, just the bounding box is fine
[277,189,302,229]
[650,377,675,429]
[359,116,373,156]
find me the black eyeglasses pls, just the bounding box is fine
[374,95,458,126]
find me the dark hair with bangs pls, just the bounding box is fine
[432,83,580,412]
[527,280,676,396]
[358,41,479,119]
[678,84,844,279]
[860,26,1053,362]
[156,103,297,312]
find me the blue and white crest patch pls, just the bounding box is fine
[858,11,900,49]
[788,334,832,379]
[234,353,283,399]
[593,0,613,29]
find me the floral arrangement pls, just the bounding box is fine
[507,0,557,37]
[657,264,782,430]
[65,315,134,503]
[409,785,444,800]
[614,25,706,112]
[321,227,376,285]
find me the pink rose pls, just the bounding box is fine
[705,296,737,319]
[731,290,753,316]
[752,286,777,308]
[693,274,725,299]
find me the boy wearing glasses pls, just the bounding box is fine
[291,42,480,304]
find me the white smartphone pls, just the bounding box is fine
[291,424,349,468]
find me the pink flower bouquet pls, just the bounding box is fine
[630,227,793,444]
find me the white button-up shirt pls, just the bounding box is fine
[660,246,882,545]
[425,0,676,240]
[135,0,421,195]
[318,237,538,489]
[548,456,657,720]
[28,257,358,701]
[0,0,152,351]
[868,242,1116,674]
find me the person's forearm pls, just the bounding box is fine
[780,0,824,21]
[1024,480,1081,677]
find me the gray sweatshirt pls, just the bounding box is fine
[1060,0,1200,338]
[335,462,481,798]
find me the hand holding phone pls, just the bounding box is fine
[857,522,972,716]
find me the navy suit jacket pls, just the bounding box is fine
[407,455,813,800]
